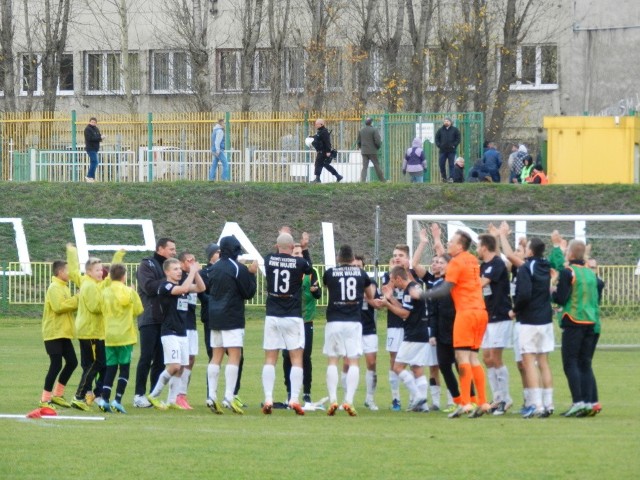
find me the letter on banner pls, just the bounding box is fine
[322,222,336,269]
[0,218,32,275]
[217,222,265,274]
[72,219,156,272]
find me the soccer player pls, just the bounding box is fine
[147,258,205,410]
[40,260,79,409]
[477,233,514,415]
[261,233,314,415]
[175,251,202,409]
[552,240,601,417]
[134,237,177,408]
[206,236,258,414]
[353,254,383,411]
[510,236,555,418]
[282,239,321,406]
[382,244,412,411]
[323,245,374,416]
[411,225,447,410]
[413,230,490,418]
[382,266,430,412]
[98,264,144,413]
[66,244,126,411]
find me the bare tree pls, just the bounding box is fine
[304,0,342,111]
[0,0,15,111]
[40,0,72,113]
[239,0,264,112]
[405,0,434,112]
[488,0,534,139]
[163,0,214,112]
[350,0,379,110]
[266,0,291,112]
[375,0,405,112]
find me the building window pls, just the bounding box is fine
[20,53,74,95]
[324,47,342,92]
[253,49,271,91]
[352,48,383,92]
[284,47,305,92]
[85,51,140,94]
[151,51,191,93]
[511,44,558,90]
[217,49,241,92]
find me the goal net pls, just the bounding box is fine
[407,214,640,348]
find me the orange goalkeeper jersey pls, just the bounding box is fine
[445,250,485,311]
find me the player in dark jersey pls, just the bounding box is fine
[382,266,430,412]
[323,245,374,416]
[478,233,514,415]
[147,258,204,410]
[261,233,313,415]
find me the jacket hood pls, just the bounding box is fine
[412,137,422,148]
[220,235,242,259]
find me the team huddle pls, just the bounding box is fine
[38,222,603,418]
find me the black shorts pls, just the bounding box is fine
[44,338,74,356]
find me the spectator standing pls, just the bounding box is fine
[357,117,385,182]
[481,142,502,183]
[435,117,461,182]
[209,119,229,181]
[84,117,104,182]
[508,144,527,183]
[311,118,342,183]
[403,138,426,183]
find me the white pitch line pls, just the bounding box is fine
[0,414,106,421]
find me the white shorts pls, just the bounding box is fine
[519,323,555,355]
[395,341,429,367]
[186,329,199,356]
[323,321,363,358]
[513,322,522,362]
[425,343,438,367]
[362,334,378,354]
[481,320,513,349]
[161,335,189,366]
[263,316,305,351]
[210,328,245,349]
[386,327,404,353]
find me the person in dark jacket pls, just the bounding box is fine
[451,157,465,183]
[481,142,502,183]
[133,237,176,408]
[357,117,385,182]
[311,118,342,183]
[434,117,461,182]
[84,117,104,182]
[206,235,257,415]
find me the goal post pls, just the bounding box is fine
[407,214,640,348]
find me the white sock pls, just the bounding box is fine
[416,376,428,402]
[262,364,276,404]
[496,365,511,403]
[398,370,418,399]
[543,388,554,409]
[327,365,339,403]
[224,364,239,402]
[345,366,360,405]
[365,369,377,402]
[180,368,192,395]
[532,387,543,409]
[523,387,530,406]
[150,370,172,398]
[207,363,220,401]
[389,370,400,401]
[487,367,498,401]
[446,389,454,406]
[340,372,347,396]
[430,385,441,408]
[290,366,303,404]
[167,374,180,404]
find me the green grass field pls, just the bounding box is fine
[1,310,638,479]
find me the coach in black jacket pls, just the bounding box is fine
[311,118,342,183]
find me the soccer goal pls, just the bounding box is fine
[407,214,640,348]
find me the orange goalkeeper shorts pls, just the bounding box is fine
[453,309,489,350]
